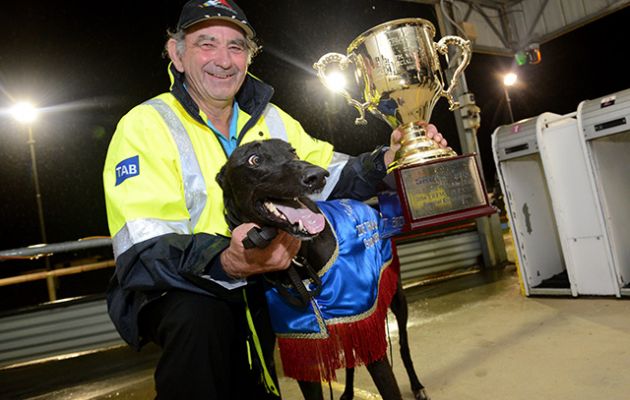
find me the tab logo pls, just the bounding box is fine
[115,155,140,186]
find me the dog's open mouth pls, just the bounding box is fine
[262,198,325,236]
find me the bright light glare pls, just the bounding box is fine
[503,72,517,87]
[11,102,39,123]
[324,71,347,92]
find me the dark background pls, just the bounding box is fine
[0,1,628,308]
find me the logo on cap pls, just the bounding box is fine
[202,0,235,13]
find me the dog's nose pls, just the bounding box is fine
[302,166,329,189]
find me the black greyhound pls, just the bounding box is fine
[217,139,429,400]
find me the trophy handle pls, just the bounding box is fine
[313,52,371,125]
[434,36,472,110]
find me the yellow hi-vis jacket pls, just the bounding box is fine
[103,68,386,348]
[104,93,335,256]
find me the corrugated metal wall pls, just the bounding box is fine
[0,299,123,369]
[397,230,482,283]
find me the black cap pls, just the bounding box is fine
[177,0,255,39]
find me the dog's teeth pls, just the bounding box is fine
[298,220,304,232]
[264,201,288,221]
[265,202,280,215]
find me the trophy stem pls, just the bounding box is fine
[388,122,457,171]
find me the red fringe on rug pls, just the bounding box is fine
[277,258,400,382]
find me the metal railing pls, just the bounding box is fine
[0,237,122,368]
[0,237,115,302]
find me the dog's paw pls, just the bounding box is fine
[414,388,430,400]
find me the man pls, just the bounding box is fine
[102,0,448,398]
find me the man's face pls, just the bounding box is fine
[172,20,249,106]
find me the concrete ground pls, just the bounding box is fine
[279,265,630,400]
[3,256,629,399]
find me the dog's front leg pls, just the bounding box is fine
[340,367,355,399]
[365,356,402,400]
[389,282,429,400]
[297,380,324,400]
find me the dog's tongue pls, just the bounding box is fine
[275,203,325,234]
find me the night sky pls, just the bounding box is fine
[1,1,629,253]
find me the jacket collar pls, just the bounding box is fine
[168,63,275,134]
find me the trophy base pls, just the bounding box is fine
[388,122,458,172]
[379,153,496,237]
[388,148,457,172]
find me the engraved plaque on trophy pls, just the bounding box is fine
[314,18,495,236]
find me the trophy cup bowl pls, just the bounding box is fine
[314,18,495,234]
[313,18,471,170]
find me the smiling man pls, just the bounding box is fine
[167,20,250,128]
[102,0,447,398]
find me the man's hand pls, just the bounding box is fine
[220,223,300,279]
[424,123,449,148]
[383,123,449,167]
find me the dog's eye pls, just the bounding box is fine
[248,154,261,166]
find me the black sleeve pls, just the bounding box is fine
[114,232,244,301]
[328,146,388,201]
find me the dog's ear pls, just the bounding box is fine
[216,164,227,190]
[216,164,235,204]
[216,164,241,229]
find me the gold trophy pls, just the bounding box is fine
[314,18,495,233]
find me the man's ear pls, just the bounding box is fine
[167,38,185,73]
